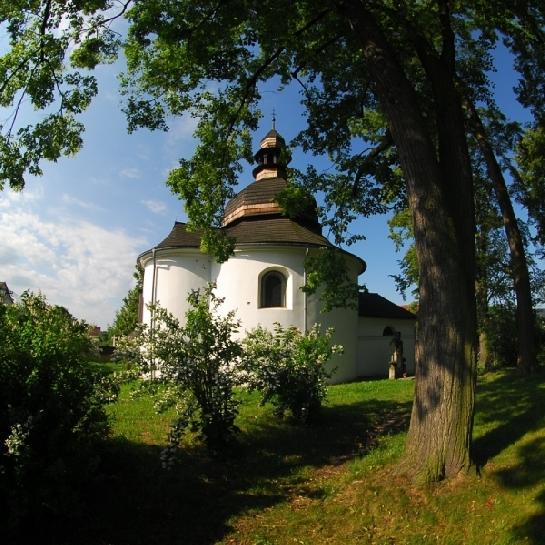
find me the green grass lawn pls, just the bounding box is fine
[78,368,545,545]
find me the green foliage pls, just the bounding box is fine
[387,207,419,300]
[0,292,118,533]
[109,264,143,338]
[242,323,342,423]
[482,306,518,369]
[516,125,545,249]
[303,247,360,312]
[0,0,122,189]
[123,284,242,457]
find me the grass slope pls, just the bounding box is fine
[78,369,545,545]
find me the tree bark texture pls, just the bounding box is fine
[468,105,536,373]
[338,0,477,481]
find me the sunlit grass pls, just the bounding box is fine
[80,367,545,545]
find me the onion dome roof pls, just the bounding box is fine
[138,125,366,274]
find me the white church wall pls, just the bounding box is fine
[213,246,306,333]
[308,298,359,383]
[357,317,416,377]
[141,245,363,383]
[305,254,361,384]
[213,245,361,383]
[141,249,211,326]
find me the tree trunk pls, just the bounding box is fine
[338,1,477,481]
[479,330,493,369]
[468,104,536,373]
[475,224,493,370]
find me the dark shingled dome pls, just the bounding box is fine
[226,217,332,247]
[141,220,366,274]
[156,223,201,249]
[223,177,320,231]
[224,177,287,220]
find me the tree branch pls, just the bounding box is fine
[7,87,28,138]
[225,8,333,137]
[39,0,53,63]
[352,130,393,196]
[437,0,456,72]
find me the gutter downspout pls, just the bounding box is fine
[304,247,308,332]
[150,247,157,378]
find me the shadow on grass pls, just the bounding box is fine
[502,437,545,544]
[473,369,545,467]
[46,395,412,545]
[473,369,545,545]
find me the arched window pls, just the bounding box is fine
[383,326,395,336]
[260,270,286,308]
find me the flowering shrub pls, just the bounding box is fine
[241,323,342,422]
[125,285,242,459]
[0,292,118,534]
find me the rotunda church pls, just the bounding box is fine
[138,128,416,382]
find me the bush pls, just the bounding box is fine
[0,293,117,537]
[242,323,342,423]
[124,285,242,458]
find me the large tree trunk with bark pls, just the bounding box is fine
[338,0,477,481]
[468,105,536,373]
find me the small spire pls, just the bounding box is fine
[272,108,276,130]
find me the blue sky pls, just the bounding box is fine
[0,40,534,329]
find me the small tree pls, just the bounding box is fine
[242,324,341,423]
[109,265,143,339]
[128,285,242,458]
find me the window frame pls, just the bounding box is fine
[259,269,287,308]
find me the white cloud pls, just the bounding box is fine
[0,207,147,328]
[0,186,44,209]
[141,199,167,215]
[119,167,142,179]
[61,193,105,211]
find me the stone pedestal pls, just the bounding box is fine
[389,363,397,380]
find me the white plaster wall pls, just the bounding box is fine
[141,250,211,326]
[214,246,361,383]
[141,245,363,383]
[357,317,416,377]
[213,247,306,334]
[304,254,361,384]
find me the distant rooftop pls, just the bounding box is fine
[358,292,416,320]
[0,281,14,305]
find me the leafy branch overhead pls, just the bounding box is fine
[0,0,126,190]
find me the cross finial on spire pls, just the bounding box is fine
[272,108,276,130]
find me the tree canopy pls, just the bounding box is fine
[2,0,545,482]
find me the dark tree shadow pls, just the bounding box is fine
[473,370,545,545]
[495,436,545,545]
[473,370,545,467]
[22,396,412,545]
